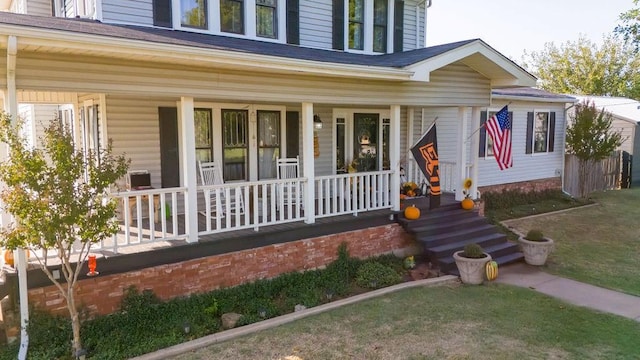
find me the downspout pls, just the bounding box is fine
[416,0,433,48]
[6,35,29,360]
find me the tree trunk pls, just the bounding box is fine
[67,284,83,358]
[578,160,587,198]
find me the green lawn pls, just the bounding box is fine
[503,188,640,296]
[173,284,640,360]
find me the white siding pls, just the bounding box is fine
[102,0,153,25]
[610,117,636,155]
[477,101,566,188]
[299,1,333,50]
[402,0,424,51]
[26,0,52,16]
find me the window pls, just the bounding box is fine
[222,109,249,181]
[181,0,207,29]
[526,111,556,154]
[257,110,280,179]
[221,0,244,34]
[256,0,277,38]
[373,0,387,53]
[194,109,213,162]
[348,0,365,50]
[353,113,379,172]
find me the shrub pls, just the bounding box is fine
[483,189,566,210]
[525,229,545,242]
[460,243,486,259]
[355,262,402,289]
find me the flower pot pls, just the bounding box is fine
[453,251,491,285]
[461,198,474,210]
[518,236,554,265]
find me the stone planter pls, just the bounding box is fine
[453,251,491,285]
[518,236,554,265]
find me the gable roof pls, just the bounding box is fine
[0,12,536,86]
[571,95,640,124]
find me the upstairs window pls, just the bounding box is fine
[256,0,277,38]
[221,0,244,34]
[181,0,207,29]
[349,0,365,50]
[373,0,388,53]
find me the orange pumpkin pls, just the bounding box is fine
[404,205,421,220]
[3,249,30,267]
[406,190,415,197]
[399,194,407,200]
[461,198,474,210]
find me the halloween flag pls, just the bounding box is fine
[410,123,440,209]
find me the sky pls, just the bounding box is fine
[427,0,634,62]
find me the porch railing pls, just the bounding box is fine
[315,171,392,218]
[197,178,307,235]
[405,160,472,193]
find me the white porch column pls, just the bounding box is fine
[301,102,315,224]
[470,107,481,199]
[390,105,401,211]
[455,107,468,201]
[178,97,198,243]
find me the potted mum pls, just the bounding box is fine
[518,229,554,265]
[453,243,491,285]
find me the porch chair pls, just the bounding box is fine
[197,160,245,217]
[276,156,304,211]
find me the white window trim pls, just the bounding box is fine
[194,102,286,181]
[171,0,286,43]
[482,108,500,160]
[332,108,391,172]
[344,0,394,54]
[532,108,552,156]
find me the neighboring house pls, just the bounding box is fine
[569,95,639,187]
[0,0,556,316]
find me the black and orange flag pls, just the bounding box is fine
[410,123,440,209]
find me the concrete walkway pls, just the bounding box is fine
[496,262,640,321]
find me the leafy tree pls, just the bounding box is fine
[615,0,640,52]
[521,36,640,99]
[566,100,624,197]
[0,113,129,357]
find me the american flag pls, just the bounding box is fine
[485,105,512,170]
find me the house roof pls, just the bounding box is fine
[492,87,577,103]
[0,12,537,87]
[571,95,640,124]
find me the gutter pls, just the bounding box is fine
[492,94,579,104]
[0,24,414,82]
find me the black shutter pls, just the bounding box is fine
[286,111,300,158]
[526,112,534,154]
[159,107,180,188]
[332,0,345,50]
[394,1,404,53]
[153,0,173,28]
[548,112,556,152]
[286,0,300,45]
[478,111,487,157]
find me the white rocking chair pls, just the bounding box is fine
[198,160,245,217]
[277,156,304,211]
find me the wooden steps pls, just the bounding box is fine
[397,202,523,275]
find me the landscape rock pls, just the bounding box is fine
[294,304,307,312]
[221,312,243,329]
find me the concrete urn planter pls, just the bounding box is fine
[453,251,491,285]
[518,236,554,265]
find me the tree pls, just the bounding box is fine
[521,36,640,100]
[0,113,129,358]
[566,100,623,197]
[615,0,640,52]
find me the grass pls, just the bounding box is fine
[172,284,640,360]
[503,188,640,296]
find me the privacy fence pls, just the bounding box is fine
[564,151,625,197]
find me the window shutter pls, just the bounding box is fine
[478,111,487,157]
[153,0,172,28]
[548,112,556,152]
[332,0,345,50]
[394,1,404,53]
[286,0,300,45]
[526,112,534,154]
[158,107,180,188]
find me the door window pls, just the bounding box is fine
[222,109,249,181]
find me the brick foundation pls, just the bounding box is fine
[478,177,561,195]
[27,224,415,316]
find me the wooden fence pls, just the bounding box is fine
[564,151,621,197]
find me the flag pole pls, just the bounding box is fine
[410,117,438,149]
[464,102,511,143]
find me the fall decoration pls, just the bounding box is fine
[404,205,420,220]
[485,260,499,281]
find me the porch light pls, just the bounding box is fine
[87,254,99,276]
[313,115,323,130]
